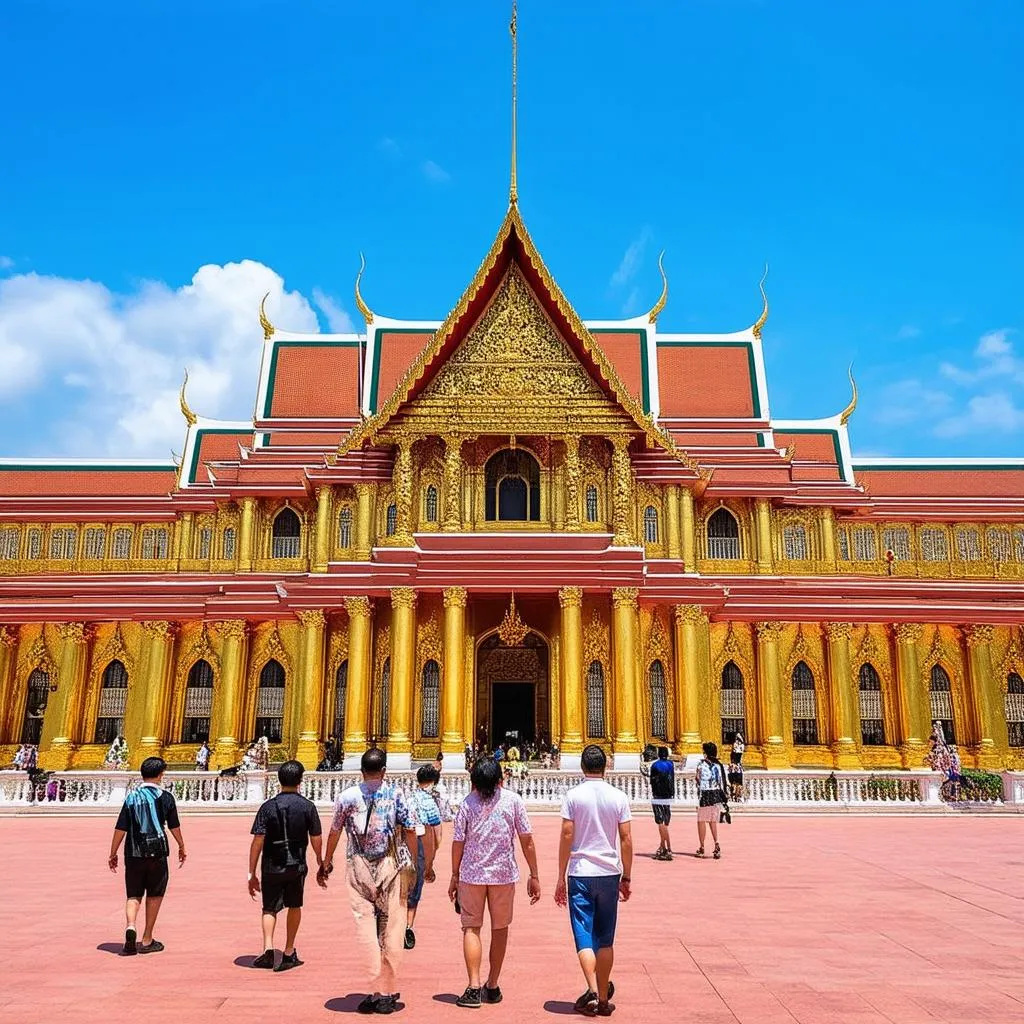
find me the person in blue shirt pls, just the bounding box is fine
[648,747,675,861]
[405,764,441,950]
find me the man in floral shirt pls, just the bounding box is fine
[321,748,425,1015]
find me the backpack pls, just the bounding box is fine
[268,797,306,878]
[126,787,169,859]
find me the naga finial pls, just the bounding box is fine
[751,263,769,339]
[354,253,374,325]
[179,369,197,426]
[839,364,858,425]
[647,250,668,323]
[259,292,275,341]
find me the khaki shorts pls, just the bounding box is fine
[458,882,516,930]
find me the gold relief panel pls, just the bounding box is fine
[416,605,443,672]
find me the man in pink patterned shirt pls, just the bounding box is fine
[448,758,540,1008]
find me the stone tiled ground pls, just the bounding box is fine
[3,813,1024,1023]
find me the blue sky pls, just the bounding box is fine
[0,0,1021,458]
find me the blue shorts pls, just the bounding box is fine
[568,874,620,953]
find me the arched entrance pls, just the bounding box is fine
[476,631,550,748]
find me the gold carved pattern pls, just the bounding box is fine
[441,434,463,530]
[558,586,583,610]
[675,604,708,626]
[297,610,327,631]
[824,622,854,642]
[215,620,248,643]
[392,441,414,545]
[611,587,639,609]
[965,624,995,648]
[0,626,16,648]
[755,621,785,642]
[563,436,581,531]
[894,623,924,646]
[582,609,609,667]
[344,596,372,620]
[142,620,175,640]
[610,438,635,546]
[498,594,530,647]
[443,587,468,609]
[391,587,417,611]
[416,609,443,670]
[57,622,88,645]
[645,609,670,661]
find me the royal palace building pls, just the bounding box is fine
[3,188,1024,773]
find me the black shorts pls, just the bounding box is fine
[652,804,672,825]
[125,856,169,899]
[261,871,306,914]
[730,751,742,765]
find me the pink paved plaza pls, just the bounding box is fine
[3,813,1024,1024]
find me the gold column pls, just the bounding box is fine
[354,483,375,560]
[0,627,17,742]
[820,508,837,571]
[211,620,247,770]
[965,624,999,768]
[674,605,705,752]
[563,436,582,531]
[611,588,641,757]
[442,587,467,753]
[313,486,332,572]
[680,487,697,572]
[343,597,373,761]
[293,610,327,768]
[392,437,415,546]
[824,622,859,769]
[238,497,257,571]
[755,621,788,767]
[893,623,927,766]
[559,587,585,753]
[665,484,682,561]
[442,434,463,531]
[39,623,89,770]
[177,512,194,567]
[610,437,635,547]
[135,621,176,766]
[388,587,416,763]
[755,499,774,574]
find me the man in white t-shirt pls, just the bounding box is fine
[555,744,632,1017]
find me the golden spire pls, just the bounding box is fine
[354,252,374,324]
[839,364,858,424]
[179,369,197,426]
[751,263,769,339]
[259,292,275,341]
[647,250,668,322]
[509,0,518,206]
[498,592,529,647]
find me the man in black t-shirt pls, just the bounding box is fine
[109,756,187,956]
[248,759,324,971]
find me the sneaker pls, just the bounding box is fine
[376,994,400,1014]
[574,990,598,1014]
[456,987,482,1008]
[252,949,275,969]
[662,851,673,861]
[483,985,503,1004]
[596,1001,616,1016]
[138,940,164,954]
[122,928,137,956]
[357,994,380,1014]
[274,950,303,972]
[404,927,416,950]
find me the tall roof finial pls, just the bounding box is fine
[179,369,197,426]
[509,0,518,206]
[354,253,375,324]
[647,250,668,322]
[751,263,769,339]
[259,292,275,341]
[839,364,858,424]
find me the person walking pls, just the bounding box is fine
[404,764,440,950]
[695,741,727,860]
[321,748,424,1015]
[555,744,632,1017]
[195,740,210,772]
[247,759,324,971]
[108,756,186,955]
[649,746,674,861]
[449,757,540,1009]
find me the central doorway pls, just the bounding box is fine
[491,682,536,747]
[475,631,550,749]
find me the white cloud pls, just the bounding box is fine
[896,324,921,340]
[610,227,653,290]
[874,379,951,426]
[0,256,13,270]
[938,327,1021,386]
[312,288,355,333]
[976,328,1012,359]
[0,260,326,457]
[422,160,451,183]
[934,393,1024,437]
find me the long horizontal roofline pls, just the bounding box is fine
[853,457,1024,468]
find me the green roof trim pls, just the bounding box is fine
[591,328,649,414]
[368,328,435,414]
[655,340,760,418]
[262,339,364,420]
[186,428,251,485]
[777,428,843,470]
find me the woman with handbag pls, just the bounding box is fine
[695,741,727,860]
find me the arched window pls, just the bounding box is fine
[836,527,850,561]
[338,507,353,549]
[929,664,955,744]
[852,527,876,562]
[987,526,1011,564]
[375,657,392,738]
[643,506,659,544]
[783,523,808,561]
[112,528,132,560]
[858,663,885,745]
[791,661,818,745]
[385,504,398,537]
[255,659,286,743]
[648,660,667,739]
[425,486,439,524]
[920,527,948,562]
[882,527,911,561]
[0,527,19,560]
[26,527,43,560]
[707,508,740,559]
[49,527,78,560]
[182,659,214,743]
[333,660,348,742]
[720,661,745,745]
[956,528,982,562]
[95,660,129,744]
[1006,672,1024,748]
[272,508,301,558]
[586,661,606,738]
[196,527,213,560]
[221,526,237,560]
[485,449,541,522]
[586,485,599,523]
[421,660,440,737]
[20,668,50,744]
[141,527,168,560]
[83,527,106,560]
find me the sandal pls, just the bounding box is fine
[695,847,705,858]
[713,844,721,860]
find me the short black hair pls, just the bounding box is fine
[581,744,607,775]
[702,740,719,760]
[435,751,443,762]
[657,746,670,760]
[278,759,304,787]
[470,757,502,798]
[417,764,440,785]
[361,747,387,775]
[140,756,166,780]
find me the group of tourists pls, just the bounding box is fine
[926,720,962,781]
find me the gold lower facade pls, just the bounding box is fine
[2,591,1022,772]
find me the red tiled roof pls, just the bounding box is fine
[269,345,360,418]
[657,346,755,418]
[0,467,176,498]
